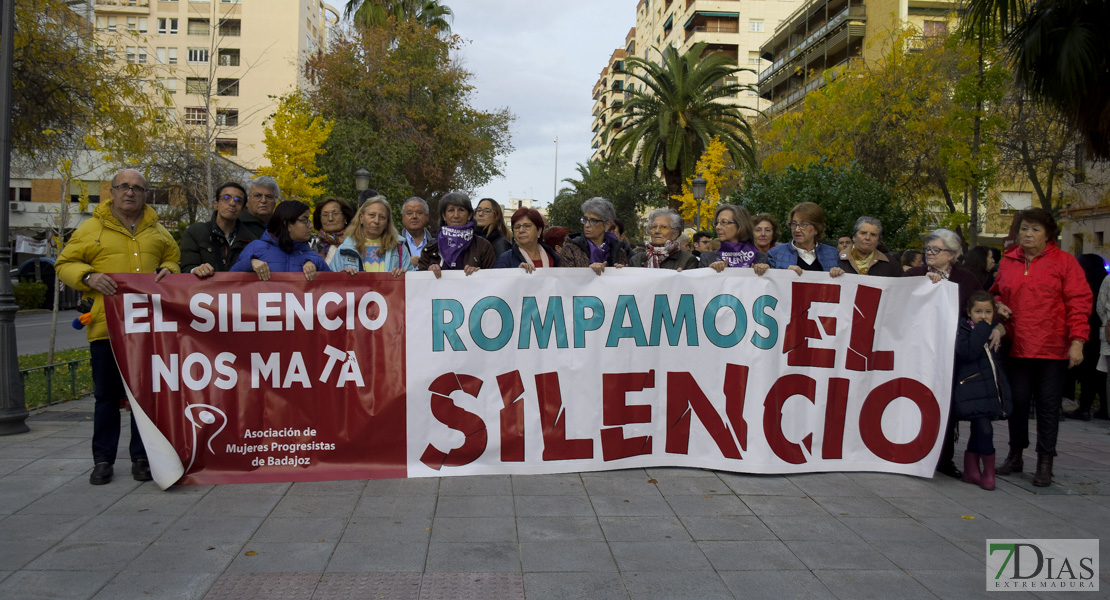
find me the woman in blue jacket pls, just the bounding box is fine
[767,202,840,273]
[231,200,332,280]
[329,195,414,277]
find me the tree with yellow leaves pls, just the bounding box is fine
[673,136,739,232]
[258,93,335,207]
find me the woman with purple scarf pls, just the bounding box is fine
[699,204,770,275]
[630,208,699,270]
[558,197,629,275]
[417,191,497,277]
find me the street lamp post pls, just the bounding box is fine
[354,168,370,193]
[0,0,30,435]
[691,175,707,232]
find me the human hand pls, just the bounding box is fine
[391,267,405,278]
[830,267,844,278]
[87,273,118,296]
[753,264,769,276]
[589,262,605,276]
[519,263,536,274]
[464,265,480,276]
[429,264,442,279]
[995,302,1012,320]
[251,259,271,281]
[343,267,358,276]
[787,265,803,276]
[711,261,726,273]
[154,267,172,282]
[989,327,1004,352]
[926,272,943,284]
[302,261,317,281]
[1069,340,1084,369]
[191,264,214,278]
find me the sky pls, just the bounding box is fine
[451,1,637,207]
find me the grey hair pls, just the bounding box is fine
[648,208,683,232]
[580,197,616,224]
[853,216,883,239]
[248,175,281,198]
[925,228,963,258]
[402,196,429,213]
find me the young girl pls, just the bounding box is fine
[953,291,1013,490]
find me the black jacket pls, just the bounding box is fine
[953,320,1013,421]
[559,233,629,267]
[180,218,255,273]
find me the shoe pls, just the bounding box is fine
[961,452,982,485]
[980,453,996,491]
[132,459,152,482]
[997,448,1024,475]
[90,462,113,485]
[1063,409,1092,421]
[937,461,962,479]
[1032,453,1053,487]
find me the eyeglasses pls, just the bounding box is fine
[649,225,672,231]
[112,183,147,195]
[715,219,737,227]
[474,208,494,216]
[788,222,812,230]
[581,217,604,226]
[512,223,536,232]
[924,246,949,255]
[250,192,277,202]
[295,217,312,226]
[219,194,243,204]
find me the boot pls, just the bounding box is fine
[980,453,996,491]
[1032,453,1054,487]
[961,452,982,485]
[996,448,1024,475]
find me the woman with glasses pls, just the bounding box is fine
[493,208,560,272]
[767,202,839,273]
[310,196,355,263]
[181,181,256,277]
[630,208,699,270]
[418,191,497,277]
[904,228,985,481]
[699,204,769,275]
[829,216,902,278]
[558,197,628,275]
[231,200,333,281]
[329,195,414,277]
[475,198,513,256]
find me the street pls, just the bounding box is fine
[15,310,88,356]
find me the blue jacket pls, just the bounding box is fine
[953,320,1013,421]
[230,232,331,274]
[767,242,840,271]
[493,242,561,269]
[328,236,415,272]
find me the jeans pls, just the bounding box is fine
[1006,357,1067,456]
[91,340,146,465]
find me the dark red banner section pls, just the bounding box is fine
[103,273,407,485]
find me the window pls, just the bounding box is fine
[749,20,764,32]
[216,108,239,126]
[923,21,947,37]
[96,46,116,61]
[222,0,241,3]
[188,19,209,35]
[217,48,240,66]
[216,78,239,96]
[138,18,148,33]
[184,107,207,125]
[215,139,238,156]
[158,78,177,94]
[127,17,137,31]
[185,77,209,95]
[168,48,178,65]
[158,18,178,34]
[137,48,147,64]
[1000,191,1033,213]
[187,48,209,64]
[126,47,137,64]
[219,19,241,37]
[748,51,760,65]
[156,47,167,64]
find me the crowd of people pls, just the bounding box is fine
[55,169,1104,491]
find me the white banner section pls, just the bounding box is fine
[406,268,957,478]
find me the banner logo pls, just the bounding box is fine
[987,539,1099,591]
[184,404,227,473]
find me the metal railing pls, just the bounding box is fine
[20,358,92,406]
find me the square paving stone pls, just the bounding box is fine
[313,573,421,600]
[719,570,838,600]
[159,515,264,544]
[761,515,861,541]
[66,513,173,543]
[0,492,41,515]
[270,494,359,519]
[17,491,119,516]
[523,572,628,600]
[418,572,524,600]
[0,513,88,541]
[788,472,877,497]
[361,477,440,496]
[814,569,938,599]
[253,517,348,543]
[123,541,240,573]
[511,474,587,496]
[812,495,906,518]
[740,495,828,517]
[187,491,283,518]
[228,542,337,573]
[651,476,729,496]
[869,540,984,571]
[717,473,803,496]
[424,542,520,573]
[0,570,113,600]
[438,475,512,496]
[287,480,367,496]
[785,540,896,570]
[590,495,674,517]
[840,517,947,543]
[25,540,147,571]
[582,477,661,496]
[103,490,201,516]
[0,457,35,476]
[340,517,432,544]
[354,495,438,519]
[325,542,428,573]
[911,568,1041,600]
[679,516,777,541]
[663,493,751,517]
[848,473,947,498]
[699,540,808,571]
[621,570,734,600]
[886,494,982,519]
[608,542,713,572]
[516,516,604,542]
[519,541,618,572]
[598,516,691,542]
[203,572,319,600]
[430,517,517,543]
[11,458,91,477]
[434,495,514,518]
[513,495,596,517]
[93,571,219,600]
[0,539,55,570]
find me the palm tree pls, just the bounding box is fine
[963,0,1110,159]
[608,42,758,209]
[344,0,453,31]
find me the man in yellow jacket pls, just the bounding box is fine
[56,169,180,485]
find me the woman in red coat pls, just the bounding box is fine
[991,208,1093,487]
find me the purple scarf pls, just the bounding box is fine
[588,233,618,264]
[718,241,759,268]
[437,221,475,268]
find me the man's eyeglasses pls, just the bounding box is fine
[219,194,244,204]
[113,183,147,195]
[251,192,277,202]
[581,217,604,226]
[788,221,812,230]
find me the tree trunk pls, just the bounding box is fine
[664,168,683,212]
[968,35,985,248]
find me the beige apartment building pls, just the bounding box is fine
[591,0,803,162]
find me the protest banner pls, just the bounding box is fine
[103,269,957,489]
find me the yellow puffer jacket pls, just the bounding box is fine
[56,200,181,342]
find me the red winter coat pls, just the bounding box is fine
[990,241,1092,360]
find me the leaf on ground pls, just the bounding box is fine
[244,550,258,556]
[647,479,658,483]
[961,515,975,520]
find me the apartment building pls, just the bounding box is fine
[91,0,340,170]
[590,0,803,161]
[756,0,959,113]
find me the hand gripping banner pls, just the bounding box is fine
[104,269,957,489]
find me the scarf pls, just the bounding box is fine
[520,244,551,269]
[717,241,759,268]
[645,239,681,268]
[437,221,475,268]
[850,248,877,275]
[928,265,951,280]
[588,233,618,264]
[315,231,343,257]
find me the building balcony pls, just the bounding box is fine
[685,22,740,43]
[758,6,866,85]
[94,0,151,13]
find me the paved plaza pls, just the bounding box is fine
[1,397,1108,599]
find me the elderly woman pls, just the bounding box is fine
[559,197,628,275]
[752,213,780,255]
[493,208,560,272]
[830,217,902,278]
[418,191,497,277]
[767,202,840,273]
[329,195,414,277]
[904,228,983,479]
[699,204,769,275]
[231,200,331,281]
[631,208,699,270]
[311,196,355,262]
[475,198,512,256]
[992,209,1092,486]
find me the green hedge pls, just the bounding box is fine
[19,348,93,409]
